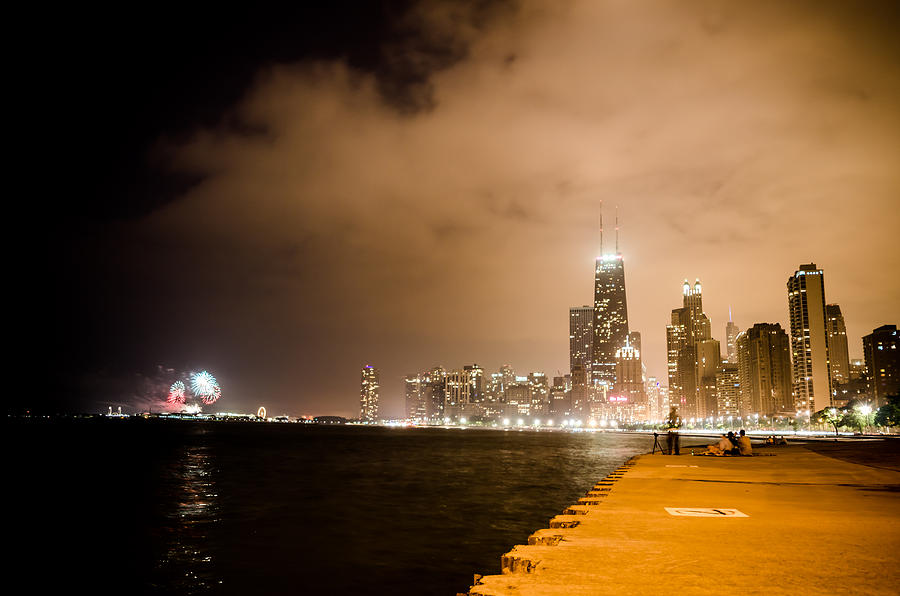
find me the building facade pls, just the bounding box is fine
[825,304,851,390]
[569,305,593,381]
[863,324,899,406]
[359,365,379,422]
[666,279,712,419]
[737,323,793,417]
[591,255,629,391]
[787,264,832,413]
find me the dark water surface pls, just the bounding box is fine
[12,420,655,595]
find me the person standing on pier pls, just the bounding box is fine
[665,407,682,455]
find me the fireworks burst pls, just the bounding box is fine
[167,380,186,404]
[191,371,221,405]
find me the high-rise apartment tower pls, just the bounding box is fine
[360,365,380,423]
[787,264,832,413]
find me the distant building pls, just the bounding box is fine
[360,365,379,422]
[714,363,740,418]
[825,304,851,390]
[725,310,739,363]
[464,364,485,403]
[696,338,721,419]
[666,279,712,419]
[787,264,832,413]
[863,325,899,406]
[549,376,571,418]
[528,372,550,418]
[404,373,427,422]
[569,305,593,380]
[613,339,645,408]
[592,255,629,391]
[646,377,667,421]
[836,359,868,406]
[445,370,469,410]
[737,323,793,417]
[505,382,532,416]
[570,364,588,419]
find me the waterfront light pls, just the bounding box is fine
[534,419,541,426]
[460,417,467,425]
[517,418,524,426]
[503,418,510,426]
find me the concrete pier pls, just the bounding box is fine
[469,442,900,595]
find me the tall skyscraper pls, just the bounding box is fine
[666,279,711,419]
[592,255,629,389]
[696,338,721,419]
[737,323,793,417]
[569,306,593,377]
[404,373,427,422]
[825,304,851,389]
[360,365,379,422]
[787,264,832,413]
[863,324,899,406]
[725,308,739,363]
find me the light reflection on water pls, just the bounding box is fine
[153,436,220,593]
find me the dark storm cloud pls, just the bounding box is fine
[38,1,900,416]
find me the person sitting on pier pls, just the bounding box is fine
[704,434,734,456]
[726,431,740,455]
[737,429,752,456]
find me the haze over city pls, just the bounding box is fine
[25,0,900,417]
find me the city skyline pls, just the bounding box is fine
[22,1,900,418]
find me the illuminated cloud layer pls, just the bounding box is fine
[69,1,900,415]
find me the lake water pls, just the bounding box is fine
[11,420,656,595]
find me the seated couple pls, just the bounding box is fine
[705,429,752,456]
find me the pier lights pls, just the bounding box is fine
[575,419,583,427]
[561,419,568,427]
[444,417,451,425]
[610,420,618,428]
[533,419,541,427]
[547,420,554,427]
[588,419,597,428]
[459,417,467,425]
[599,419,608,427]
[503,418,510,427]
[517,418,525,426]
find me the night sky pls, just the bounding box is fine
[22,1,900,417]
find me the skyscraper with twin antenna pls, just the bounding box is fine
[591,205,629,394]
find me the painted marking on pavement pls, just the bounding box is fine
[665,507,748,517]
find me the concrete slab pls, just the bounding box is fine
[469,445,900,596]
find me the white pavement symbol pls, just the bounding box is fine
[665,507,748,517]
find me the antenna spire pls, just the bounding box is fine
[615,205,620,254]
[599,200,604,256]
